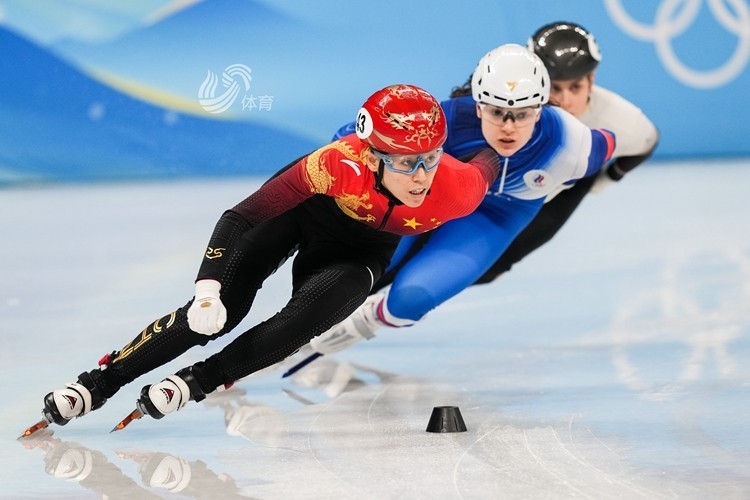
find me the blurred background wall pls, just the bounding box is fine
[1,0,748,184]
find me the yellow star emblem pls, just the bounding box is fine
[506,81,517,92]
[402,217,423,230]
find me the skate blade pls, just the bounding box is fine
[110,408,143,433]
[19,419,50,439]
[282,352,322,378]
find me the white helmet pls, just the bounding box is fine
[471,43,549,108]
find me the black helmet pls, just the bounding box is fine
[528,22,601,80]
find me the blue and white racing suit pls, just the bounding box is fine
[334,96,615,324]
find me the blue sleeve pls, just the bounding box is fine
[332,122,356,142]
[585,128,616,177]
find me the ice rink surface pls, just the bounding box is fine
[1,160,749,499]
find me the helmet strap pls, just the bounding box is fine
[375,158,385,189]
[373,159,402,205]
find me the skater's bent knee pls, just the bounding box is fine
[386,285,436,321]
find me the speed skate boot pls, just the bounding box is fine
[43,372,108,426]
[137,366,209,419]
[309,293,386,355]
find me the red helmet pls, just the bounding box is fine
[355,84,447,154]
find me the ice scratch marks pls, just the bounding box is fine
[452,424,501,499]
[304,397,365,496]
[367,380,395,432]
[450,416,669,499]
[521,425,596,499]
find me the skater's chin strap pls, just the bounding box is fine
[373,158,403,205]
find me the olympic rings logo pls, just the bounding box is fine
[604,0,750,88]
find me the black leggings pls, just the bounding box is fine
[100,204,398,396]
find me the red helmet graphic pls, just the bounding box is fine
[355,84,447,154]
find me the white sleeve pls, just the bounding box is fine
[580,86,658,159]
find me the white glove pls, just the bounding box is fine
[187,279,227,335]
